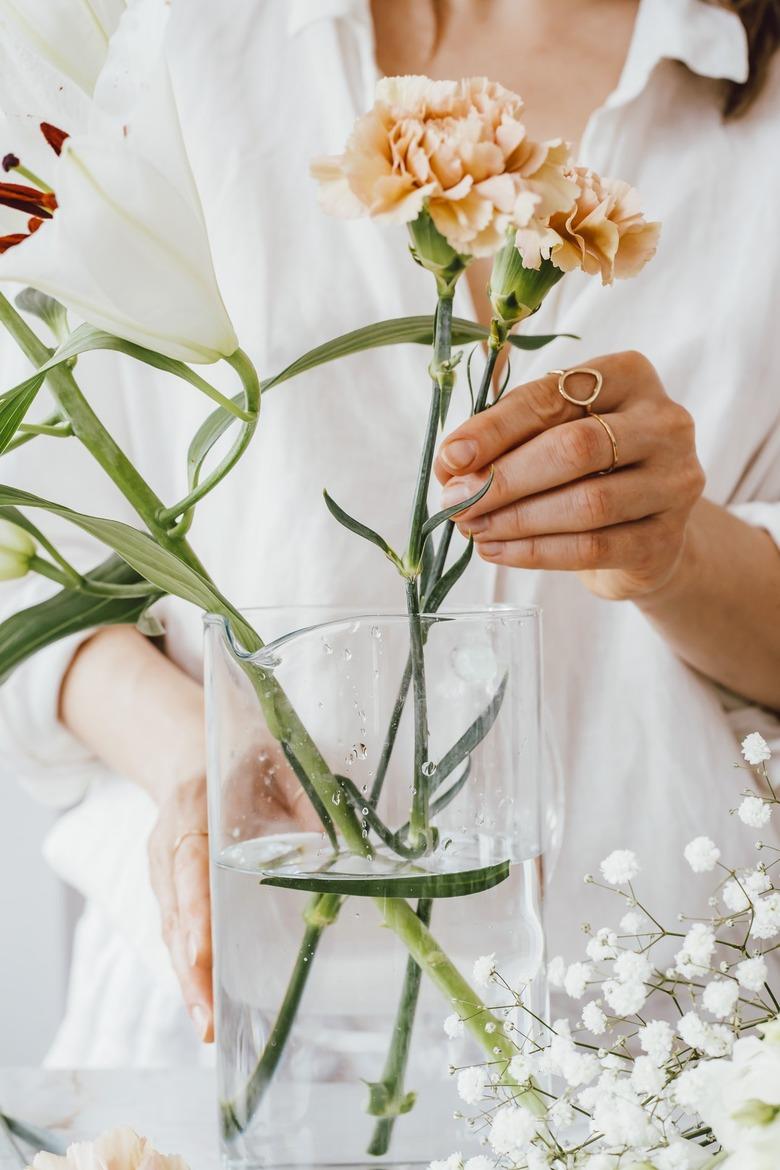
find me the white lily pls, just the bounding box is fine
[0,0,126,96]
[0,0,239,364]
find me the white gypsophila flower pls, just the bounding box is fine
[603,978,647,1016]
[613,950,653,984]
[702,979,739,1020]
[547,955,566,989]
[620,910,645,934]
[525,1151,552,1170]
[488,1104,539,1158]
[677,1012,734,1058]
[738,796,772,829]
[630,1054,665,1096]
[675,923,716,977]
[589,1080,661,1147]
[508,1053,532,1082]
[600,849,640,886]
[429,1155,463,1170]
[548,1097,575,1129]
[639,1019,675,1065]
[654,1139,712,1170]
[735,955,768,992]
[564,961,592,999]
[443,1014,464,1040]
[463,1158,493,1170]
[472,954,496,989]
[723,868,771,913]
[456,1066,489,1105]
[684,836,721,873]
[586,927,618,961]
[742,732,772,766]
[751,892,780,941]
[581,1001,608,1036]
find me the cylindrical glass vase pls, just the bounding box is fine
[204,606,547,1170]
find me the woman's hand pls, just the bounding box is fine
[434,350,706,600]
[147,739,322,1043]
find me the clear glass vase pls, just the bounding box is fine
[204,605,548,1170]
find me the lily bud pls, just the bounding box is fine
[407,209,469,298]
[0,518,35,580]
[488,235,564,335]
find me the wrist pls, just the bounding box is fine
[632,505,705,616]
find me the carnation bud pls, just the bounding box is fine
[732,1099,780,1126]
[407,209,469,296]
[488,235,564,335]
[0,518,35,580]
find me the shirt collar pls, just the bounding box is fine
[611,0,749,108]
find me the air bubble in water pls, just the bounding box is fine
[421,760,437,777]
[362,807,369,816]
[331,793,341,806]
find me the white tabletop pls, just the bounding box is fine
[0,1070,219,1170]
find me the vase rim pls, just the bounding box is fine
[204,604,541,664]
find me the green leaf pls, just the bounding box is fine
[437,672,508,783]
[0,485,229,613]
[260,859,509,899]
[421,470,494,539]
[423,539,474,612]
[0,1114,66,1157]
[0,554,160,685]
[15,288,68,341]
[323,490,403,569]
[281,742,338,850]
[0,376,43,454]
[187,317,575,488]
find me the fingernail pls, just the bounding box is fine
[440,438,478,471]
[441,479,475,509]
[190,1003,209,1039]
[187,932,199,967]
[467,516,488,534]
[479,542,504,557]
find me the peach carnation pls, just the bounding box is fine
[514,165,661,284]
[311,75,578,258]
[28,1128,190,1170]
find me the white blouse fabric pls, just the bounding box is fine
[1,0,779,1066]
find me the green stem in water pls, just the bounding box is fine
[367,898,432,1156]
[406,578,433,851]
[221,894,342,1139]
[378,897,546,1118]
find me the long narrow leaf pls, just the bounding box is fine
[0,377,43,454]
[436,672,509,784]
[0,555,159,685]
[186,317,575,493]
[0,485,227,613]
[260,859,510,899]
[423,539,474,613]
[323,491,402,568]
[281,742,338,850]
[421,470,494,539]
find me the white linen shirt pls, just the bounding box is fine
[1,0,779,1065]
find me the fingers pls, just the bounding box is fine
[173,835,214,1041]
[474,514,675,574]
[435,352,657,484]
[463,468,669,542]
[440,410,650,523]
[147,775,214,1043]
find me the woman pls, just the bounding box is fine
[1,0,779,1065]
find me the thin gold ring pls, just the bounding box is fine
[589,412,619,475]
[172,829,209,857]
[550,367,603,410]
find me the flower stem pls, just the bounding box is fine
[378,896,546,1117]
[367,898,432,1155]
[221,894,342,1139]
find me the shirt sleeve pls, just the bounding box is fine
[730,500,780,548]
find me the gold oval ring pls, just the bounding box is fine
[550,367,603,410]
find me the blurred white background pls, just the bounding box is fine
[0,769,72,1064]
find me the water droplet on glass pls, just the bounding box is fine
[321,637,333,655]
[362,807,369,816]
[421,760,437,777]
[317,700,324,710]
[331,793,341,806]
[370,625,382,640]
[343,647,352,661]
[354,742,368,760]
[362,828,368,838]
